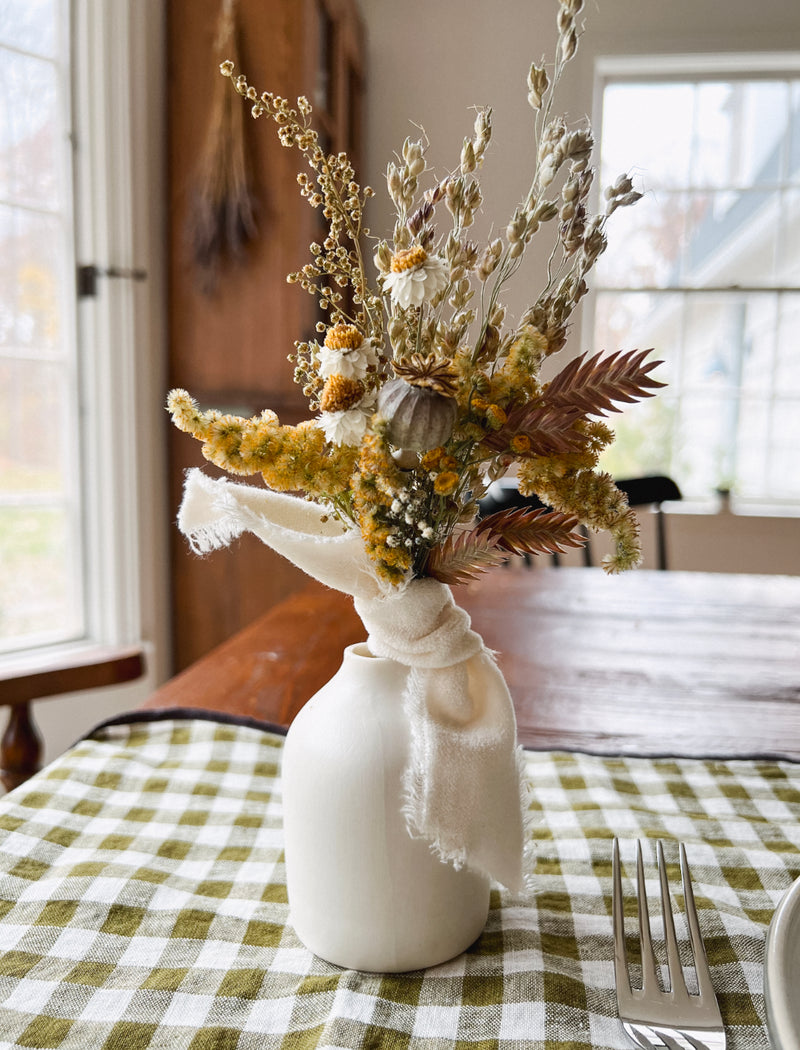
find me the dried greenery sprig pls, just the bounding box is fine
[221,62,382,340]
[169,0,664,584]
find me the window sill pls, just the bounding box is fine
[667,500,800,519]
[0,643,146,707]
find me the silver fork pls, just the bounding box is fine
[612,838,726,1050]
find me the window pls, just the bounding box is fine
[0,1,83,651]
[590,55,800,509]
[1,1,166,673]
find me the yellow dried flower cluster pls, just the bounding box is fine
[167,389,357,500]
[391,245,428,272]
[170,1,663,585]
[325,323,363,350]
[353,434,413,584]
[319,375,364,413]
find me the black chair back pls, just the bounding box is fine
[478,475,682,570]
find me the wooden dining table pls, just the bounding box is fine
[144,566,800,760]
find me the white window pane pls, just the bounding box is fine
[777,189,800,284]
[598,190,687,288]
[0,358,71,492]
[680,297,743,391]
[689,80,789,189]
[766,400,800,499]
[0,204,67,353]
[0,505,82,649]
[734,398,770,497]
[692,82,736,188]
[601,82,694,190]
[740,295,778,396]
[599,395,678,480]
[684,189,779,286]
[594,290,680,482]
[732,81,789,187]
[0,0,59,57]
[594,290,681,383]
[775,294,800,393]
[790,84,800,183]
[0,49,63,210]
[673,393,738,497]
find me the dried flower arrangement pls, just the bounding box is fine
[168,0,663,587]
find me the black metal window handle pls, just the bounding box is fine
[77,264,148,298]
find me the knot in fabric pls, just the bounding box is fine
[354,578,484,670]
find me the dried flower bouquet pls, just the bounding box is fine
[168,0,663,587]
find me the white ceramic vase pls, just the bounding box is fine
[281,642,491,972]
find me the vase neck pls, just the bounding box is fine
[340,642,409,694]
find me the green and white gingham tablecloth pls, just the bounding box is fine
[0,712,798,1050]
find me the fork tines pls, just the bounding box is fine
[612,838,726,1050]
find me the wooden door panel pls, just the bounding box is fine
[167,0,365,670]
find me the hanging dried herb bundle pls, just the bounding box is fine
[186,0,258,293]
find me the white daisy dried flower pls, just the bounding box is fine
[317,398,374,446]
[383,246,448,309]
[318,326,378,381]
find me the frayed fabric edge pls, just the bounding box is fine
[184,519,245,556]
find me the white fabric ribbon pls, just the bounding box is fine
[178,468,527,892]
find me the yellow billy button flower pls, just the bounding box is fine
[485,404,507,430]
[391,245,428,272]
[319,374,365,413]
[510,434,532,454]
[433,471,459,496]
[324,322,363,350]
[439,455,459,471]
[420,446,446,471]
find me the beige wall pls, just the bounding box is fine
[360,0,800,575]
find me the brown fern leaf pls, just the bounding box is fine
[475,505,586,556]
[426,530,508,585]
[541,348,665,418]
[481,402,587,455]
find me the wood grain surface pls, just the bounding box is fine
[143,568,800,759]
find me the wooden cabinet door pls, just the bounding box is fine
[167,0,365,670]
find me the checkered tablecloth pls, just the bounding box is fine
[0,712,798,1050]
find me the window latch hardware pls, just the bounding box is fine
[77,264,148,299]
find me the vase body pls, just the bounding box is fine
[281,642,490,972]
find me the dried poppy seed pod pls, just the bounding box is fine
[378,379,458,452]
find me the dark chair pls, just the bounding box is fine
[478,475,682,570]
